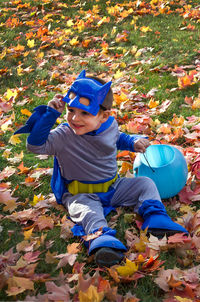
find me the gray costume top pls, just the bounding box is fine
[27,117,120,183]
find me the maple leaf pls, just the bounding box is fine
[67,242,81,254]
[147,234,167,251]
[148,98,159,108]
[6,276,34,296]
[17,161,30,175]
[69,37,79,46]
[140,26,152,32]
[23,227,34,240]
[45,250,59,264]
[34,215,54,231]
[116,258,138,277]
[23,251,41,263]
[0,190,18,213]
[56,252,77,268]
[46,281,71,301]
[168,233,191,245]
[27,39,35,48]
[5,88,19,101]
[9,134,21,145]
[30,194,44,206]
[21,108,32,116]
[174,297,193,302]
[79,285,104,302]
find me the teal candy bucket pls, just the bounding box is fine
[133,144,188,199]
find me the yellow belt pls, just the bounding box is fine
[67,174,118,195]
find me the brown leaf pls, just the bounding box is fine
[56,253,77,268]
[0,191,18,213]
[6,276,34,296]
[46,281,71,301]
[34,215,54,231]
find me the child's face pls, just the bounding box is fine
[66,93,109,135]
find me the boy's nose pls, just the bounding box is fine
[72,113,79,121]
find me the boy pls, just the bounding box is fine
[15,70,187,267]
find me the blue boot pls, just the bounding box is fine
[88,228,127,267]
[139,200,188,238]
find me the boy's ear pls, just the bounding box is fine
[101,110,110,123]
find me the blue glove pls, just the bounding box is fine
[14,105,61,146]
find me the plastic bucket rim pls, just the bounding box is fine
[140,144,176,169]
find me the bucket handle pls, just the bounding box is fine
[142,137,162,173]
[142,153,155,173]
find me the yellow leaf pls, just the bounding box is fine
[116,258,138,277]
[175,297,193,302]
[5,88,18,100]
[192,97,200,109]
[137,254,145,263]
[134,231,149,252]
[27,39,35,48]
[21,108,32,116]
[69,37,79,46]
[9,135,21,145]
[1,118,13,132]
[135,50,142,58]
[6,276,34,296]
[0,47,7,59]
[79,285,104,302]
[17,65,23,76]
[148,98,159,108]
[24,227,34,240]
[2,149,12,159]
[140,26,152,33]
[30,194,44,206]
[120,62,126,68]
[66,19,74,27]
[114,69,124,80]
[14,44,25,52]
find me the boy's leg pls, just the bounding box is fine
[110,176,188,237]
[62,192,108,234]
[110,176,160,211]
[62,192,126,266]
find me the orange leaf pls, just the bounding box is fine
[67,243,81,254]
[82,39,91,48]
[21,108,32,117]
[167,274,183,289]
[18,162,30,174]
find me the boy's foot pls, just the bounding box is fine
[95,247,124,267]
[147,228,188,239]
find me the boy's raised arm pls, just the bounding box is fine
[116,132,150,153]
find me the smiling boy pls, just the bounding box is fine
[15,70,187,267]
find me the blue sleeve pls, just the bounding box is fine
[116,132,146,152]
[27,106,61,146]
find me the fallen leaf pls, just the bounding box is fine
[79,285,104,302]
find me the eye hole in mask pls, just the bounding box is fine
[69,92,90,106]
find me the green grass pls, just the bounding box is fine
[0,0,200,301]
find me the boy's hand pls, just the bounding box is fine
[48,94,65,113]
[134,138,150,153]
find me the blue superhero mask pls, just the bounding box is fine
[62,70,112,116]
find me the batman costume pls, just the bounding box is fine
[15,70,188,267]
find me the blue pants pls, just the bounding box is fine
[62,176,161,234]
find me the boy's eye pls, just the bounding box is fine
[81,111,89,116]
[69,92,76,99]
[68,108,74,113]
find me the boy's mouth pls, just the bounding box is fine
[71,123,84,129]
